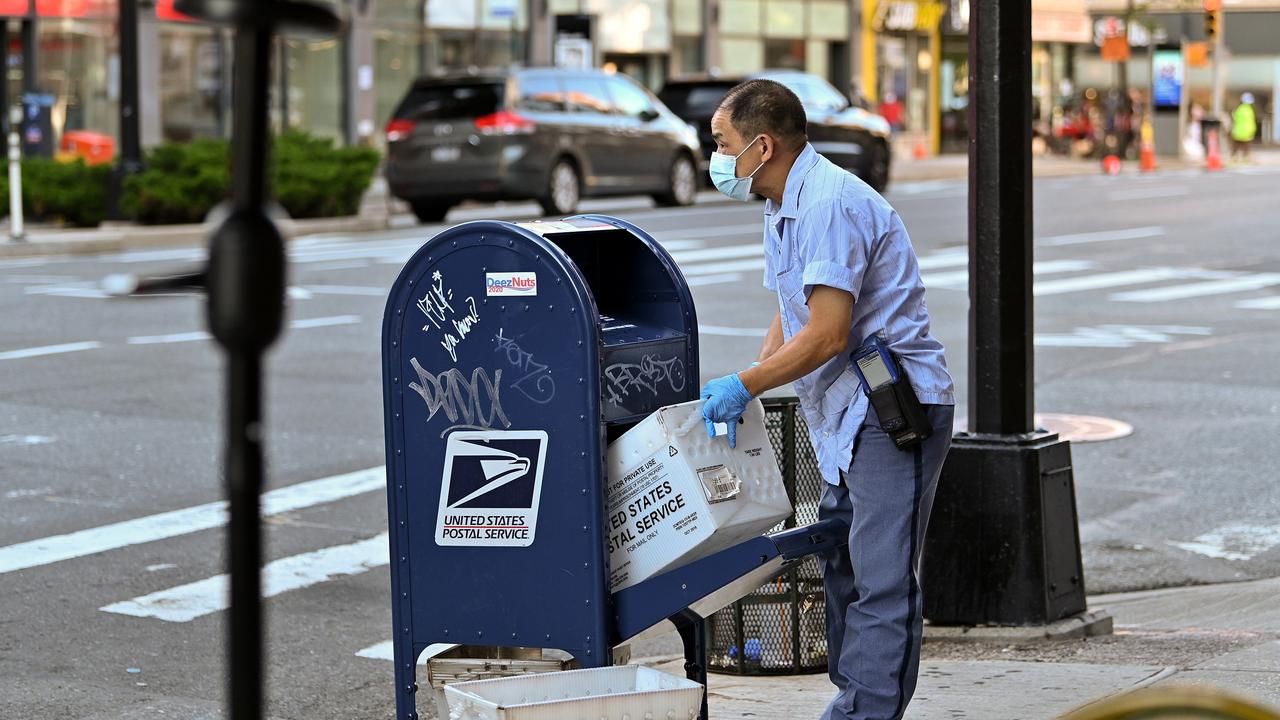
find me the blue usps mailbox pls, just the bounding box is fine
[382,215,844,720]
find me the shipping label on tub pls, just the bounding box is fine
[485,271,537,296]
[607,455,701,559]
[434,430,548,547]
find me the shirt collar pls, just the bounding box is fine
[765,143,820,220]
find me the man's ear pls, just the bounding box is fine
[759,133,776,163]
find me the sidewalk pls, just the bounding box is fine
[643,576,1280,719]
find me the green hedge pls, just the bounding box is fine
[0,158,112,228]
[122,131,381,225]
[0,131,379,227]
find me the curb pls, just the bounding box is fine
[0,214,395,260]
[923,610,1114,644]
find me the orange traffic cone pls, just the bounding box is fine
[1139,119,1157,173]
[913,139,928,160]
[1205,129,1223,171]
[1102,154,1122,176]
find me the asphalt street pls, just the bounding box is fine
[2,164,1280,718]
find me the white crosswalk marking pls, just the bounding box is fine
[1040,226,1165,247]
[923,260,1095,290]
[1032,267,1203,297]
[356,641,457,665]
[101,533,389,622]
[1111,273,1280,303]
[656,223,762,241]
[1235,296,1280,310]
[916,251,968,270]
[0,467,384,576]
[686,273,745,287]
[0,341,102,361]
[681,258,766,276]
[670,244,763,264]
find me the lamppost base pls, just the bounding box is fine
[923,431,1088,626]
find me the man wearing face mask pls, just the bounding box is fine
[699,79,954,720]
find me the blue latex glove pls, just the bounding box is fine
[700,373,754,449]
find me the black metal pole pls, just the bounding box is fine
[109,0,143,219]
[968,0,1034,436]
[206,21,285,720]
[921,0,1088,628]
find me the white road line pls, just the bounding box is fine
[699,325,769,337]
[670,243,762,264]
[100,248,208,264]
[0,466,384,576]
[0,257,52,269]
[102,533,389,622]
[1039,226,1165,247]
[685,273,745,287]
[1169,525,1280,561]
[24,286,111,299]
[127,331,213,345]
[657,223,762,241]
[923,260,1094,290]
[1112,273,1280,303]
[291,314,362,329]
[0,341,102,361]
[1108,186,1190,201]
[1236,296,1280,310]
[681,258,766,276]
[126,315,363,345]
[300,285,388,297]
[1033,267,1193,297]
[917,251,969,270]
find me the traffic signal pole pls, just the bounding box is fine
[921,0,1091,628]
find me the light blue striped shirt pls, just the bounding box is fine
[762,143,954,484]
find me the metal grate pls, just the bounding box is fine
[708,397,830,676]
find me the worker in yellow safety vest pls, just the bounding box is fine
[1231,93,1258,161]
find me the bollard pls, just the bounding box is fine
[7,105,23,242]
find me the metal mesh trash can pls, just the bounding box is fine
[708,397,829,675]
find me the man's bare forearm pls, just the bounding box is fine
[755,312,784,364]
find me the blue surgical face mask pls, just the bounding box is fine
[709,135,764,201]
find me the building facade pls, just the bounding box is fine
[4,0,1270,158]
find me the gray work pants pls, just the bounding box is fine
[819,404,954,720]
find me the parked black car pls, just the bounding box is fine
[384,68,704,223]
[659,70,893,191]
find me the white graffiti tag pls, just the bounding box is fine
[408,359,511,432]
[494,329,556,404]
[416,270,481,363]
[603,354,686,406]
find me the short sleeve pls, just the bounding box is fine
[796,200,868,302]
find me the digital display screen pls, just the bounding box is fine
[857,351,894,390]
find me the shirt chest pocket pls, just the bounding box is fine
[775,265,809,334]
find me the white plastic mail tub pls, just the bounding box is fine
[442,665,703,720]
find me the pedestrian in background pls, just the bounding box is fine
[1231,93,1258,162]
[699,78,954,720]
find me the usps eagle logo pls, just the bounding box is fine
[435,430,548,547]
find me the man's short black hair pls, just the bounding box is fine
[717,79,808,150]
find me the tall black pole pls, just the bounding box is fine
[172,3,340,718]
[209,22,284,720]
[922,0,1090,628]
[109,0,143,219]
[968,0,1034,435]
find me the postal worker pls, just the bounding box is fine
[698,79,955,720]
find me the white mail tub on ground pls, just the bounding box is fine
[442,665,703,720]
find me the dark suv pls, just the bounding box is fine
[384,68,703,222]
[659,70,893,191]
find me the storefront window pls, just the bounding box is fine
[158,25,227,142]
[375,28,420,128]
[37,19,116,144]
[284,36,344,143]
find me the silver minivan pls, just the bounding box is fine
[384,68,704,223]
